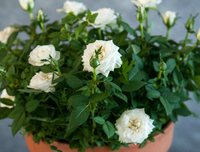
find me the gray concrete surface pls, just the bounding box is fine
[0,0,200,152]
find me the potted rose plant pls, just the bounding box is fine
[0,0,200,152]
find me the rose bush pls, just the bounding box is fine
[0,0,200,152]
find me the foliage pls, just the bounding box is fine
[0,1,200,152]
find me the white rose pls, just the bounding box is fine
[57,1,87,16]
[0,26,18,44]
[132,0,162,8]
[28,71,58,92]
[162,11,176,27]
[197,29,200,41]
[19,0,35,11]
[115,108,154,144]
[0,89,15,108]
[28,45,60,66]
[88,8,117,29]
[82,40,122,77]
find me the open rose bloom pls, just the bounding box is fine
[87,8,117,29]
[28,45,60,66]
[132,0,162,8]
[57,0,87,15]
[0,26,17,44]
[115,109,154,144]
[82,40,122,77]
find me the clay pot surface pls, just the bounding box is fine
[25,121,174,152]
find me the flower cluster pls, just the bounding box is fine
[0,0,200,152]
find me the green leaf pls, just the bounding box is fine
[8,65,15,76]
[159,97,172,115]
[180,46,192,53]
[25,100,40,112]
[17,89,42,93]
[138,47,152,56]
[120,21,137,37]
[122,80,146,92]
[153,61,159,72]
[145,84,157,91]
[7,31,18,47]
[113,30,128,45]
[68,94,89,107]
[128,66,140,80]
[50,146,62,152]
[0,49,8,61]
[126,44,141,55]
[175,107,192,116]
[48,32,60,38]
[147,90,160,99]
[0,98,14,106]
[89,93,110,102]
[0,107,11,119]
[50,38,60,47]
[12,112,25,136]
[61,14,76,24]
[79,137,90,149]
[107,81,121,92]
[140,140,147,148]
[103,121,115,138]
[192,75,200,87]
[52,76,65,84]
[165,58,176,73]
[86,9,98,23]
[161,92,180,103]
[40,66,54,73]
[66,75,82,89]
[93,117,106,125]
[173,70,183,86]
[8,106,24,119]
[132,53,143,69]
[75,21,88,39]
[69,105,90,129]
[114,93,128,102]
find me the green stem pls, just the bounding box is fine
[140,21,144,40]
[181,40,199,64]
[29,12,34,21]
[97,28,102,40]
[166,27,170,40]
[91,68,97,143]
[183,31,189,47]
[40,22,45,33]
[145,9,149,30]
[56,67,62,76]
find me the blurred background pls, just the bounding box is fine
[0,0,200,152]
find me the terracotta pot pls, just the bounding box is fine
[25,121,174,152]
